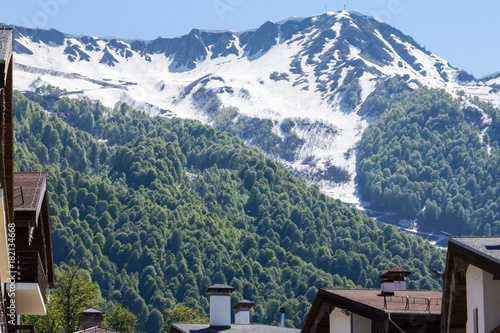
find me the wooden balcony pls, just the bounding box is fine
[11,251,48,315]
[14,172,55,288]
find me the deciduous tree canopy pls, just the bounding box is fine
[15,89,445,331]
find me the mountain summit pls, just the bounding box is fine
[9,11,500,203]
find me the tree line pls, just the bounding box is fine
[359,79,500,235]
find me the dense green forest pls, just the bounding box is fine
[359,79,500,235]
[15,90,445,331]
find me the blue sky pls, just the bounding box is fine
[2,0,499,77]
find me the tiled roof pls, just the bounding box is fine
[171,323,300,333]
[321,288,442,314]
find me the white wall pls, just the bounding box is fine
[235,310,250,325]
[466,265,485,333]
[466,264,500,332]
[352,313,371,333]
[209,295,231,327]
[381,281,395,294]
[482,269,500,332]
[329,308,371,333]
[329,307,350,333]
[394,280,406,291]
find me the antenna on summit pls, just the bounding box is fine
[337,0,341,11]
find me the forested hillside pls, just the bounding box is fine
[359,79,500,235]
[15,90,445,331]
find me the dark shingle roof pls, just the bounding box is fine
[231,300,255,310]
[171,323,300,333]
[450,236,500,265]
[379,266,411,278]
[205,284,235,293]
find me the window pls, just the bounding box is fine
[473,307,478,333]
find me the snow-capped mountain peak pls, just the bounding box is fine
[7,12,500,203]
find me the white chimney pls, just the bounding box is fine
[381,279,395,295]
[206,284,235,327]
[232,300,255,325]
[380,266,411,295]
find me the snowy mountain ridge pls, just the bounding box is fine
[8,11,500,204]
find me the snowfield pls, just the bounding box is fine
[11,11,500,207]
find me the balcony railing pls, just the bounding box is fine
[14,251,48,304]
[7,325,37,333]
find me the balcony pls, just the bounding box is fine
[13,172,55,288]
[12,251,48,315]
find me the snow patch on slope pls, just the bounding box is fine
[10,12,500,205]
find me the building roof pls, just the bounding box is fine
[171,323,300,333]
[74,326,126,333]
[379,266,411,278]
[301,288,442,333]
[205,284,235,293]
[449,236,500,272]
[321,289,441,315]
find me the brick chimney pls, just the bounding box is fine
[206,284,235,328]
[232,300,255,325]
[79,309,104,330]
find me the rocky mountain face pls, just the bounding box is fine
[8,11,500,204]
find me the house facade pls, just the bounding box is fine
[0,27,55,332]
[0,27,15,333]
[301,268,441,333]
[443,237,500,333]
